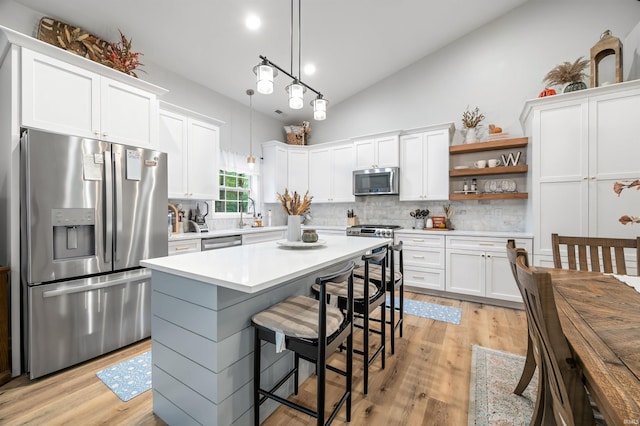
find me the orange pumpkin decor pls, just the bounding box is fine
[538,88,557,98]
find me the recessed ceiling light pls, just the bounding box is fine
[303,63,316,75]
[245,14,261,31]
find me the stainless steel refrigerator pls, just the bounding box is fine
[21,129,168,379]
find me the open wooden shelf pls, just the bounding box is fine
[450,164,528,177]
[449,137,528,154]
[449,192,528,201]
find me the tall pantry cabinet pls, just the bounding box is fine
[521,80,640,268]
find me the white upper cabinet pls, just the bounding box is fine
[159,105,220,200]
[354,134,399,169]
[21,48,160,147]
[287,148,309,195]
[262,142,288,203]
[522,81,640,263]
[400,125,452,201]
[309,142,355,203]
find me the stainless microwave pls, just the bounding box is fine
[353,167,399,196]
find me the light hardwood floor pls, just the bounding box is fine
[0,292,527,425]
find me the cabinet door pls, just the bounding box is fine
[287,149,309,194]
[187,119,219,200]
[354,139,375,169]
[485,252,522,302]
[21,49,100,138]
[376,135,399,168]
[262,144,288,203]
[308,148,331,202]
[101,78,158,147]
[399,133,424,201]
[423,130,449,200]
[159,110,188,198]
[330,144,355,202]
[446,249,483,296]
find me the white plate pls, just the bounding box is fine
[276,239,327,249]
[454,166,470,170]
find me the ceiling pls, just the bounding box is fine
[15,0,529,123]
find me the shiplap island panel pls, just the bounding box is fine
[141,235,391,425]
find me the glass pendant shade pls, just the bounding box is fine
[287,82,306,109]
[254,63,276,94]
[312,97,328,120]
[247,155,256,169]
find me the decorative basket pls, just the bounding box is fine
[286,132,304,145]
[37,17,111,65]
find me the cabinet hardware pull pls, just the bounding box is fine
[479,243,494,246]
[175,246,191,251]
[412,239,425,242]
[412,255,425,259]
[412,276,425,280]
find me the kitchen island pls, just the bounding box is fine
[141,234,391,426]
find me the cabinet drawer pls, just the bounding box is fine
[403,266,445,291]
[403,247,445,269]
[168,239,201,255]
[395,233,444,248]
[446,236,532,252]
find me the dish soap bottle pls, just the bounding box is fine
[463,178,469,192]
[426,218,433,229]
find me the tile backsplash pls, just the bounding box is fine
[171,196,528,232]
[266,195,528,232]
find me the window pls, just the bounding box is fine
[215,169,251,213]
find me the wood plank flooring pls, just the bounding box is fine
[0,292,526,425]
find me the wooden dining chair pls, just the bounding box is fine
[506,240,544,425]
[515,254,596,426]
[551,233,640,275]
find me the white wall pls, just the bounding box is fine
[311,0,640,143]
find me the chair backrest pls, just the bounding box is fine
[551,233,640,275]
[315,261,355,343]
[515,255,595,426]
[362,246,388,292]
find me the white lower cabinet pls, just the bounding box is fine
[445,236,532,303]
[394,232,445,291]
[168,239,201,256]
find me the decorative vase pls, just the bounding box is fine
[564,81,587,93]
[464,127,477,144]
[302,229,318,243]
[287,215,302,241]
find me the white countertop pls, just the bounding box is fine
[144,234,391,293]
[395,229,533,238]
[168,225,347,241]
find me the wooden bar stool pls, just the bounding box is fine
[251,261,355,425]
[314,247,387,395]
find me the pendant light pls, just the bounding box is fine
[253,0,329,120]
[246,89,256,169]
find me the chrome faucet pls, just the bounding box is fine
[239,204,247,228]
[248,197,256,218]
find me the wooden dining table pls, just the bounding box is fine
[536,267,640,426]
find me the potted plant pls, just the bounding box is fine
[543,57,589,93]
[461,106,485,143]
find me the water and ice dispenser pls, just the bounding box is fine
[51,208,96,260]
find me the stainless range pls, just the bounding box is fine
[346,224,402,238]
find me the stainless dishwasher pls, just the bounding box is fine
[201,234,243,251]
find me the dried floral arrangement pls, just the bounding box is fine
[105,30,144,77]
[543,57,589,87]
[37,17,144,78]
[277,188,313,215]
[461,106,485,129]
[614,180,640,225]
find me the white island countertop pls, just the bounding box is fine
[142,234,391,294]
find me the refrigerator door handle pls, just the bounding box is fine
[104,150,113,264]
[114,150,124,262]
[42,269,152,298]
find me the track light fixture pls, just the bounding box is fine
[252,0,328,120]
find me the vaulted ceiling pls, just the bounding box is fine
[15,0,529,122]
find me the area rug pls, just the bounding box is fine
[468,345,537,425]
[96,351,152,402]
[386,295,462,325]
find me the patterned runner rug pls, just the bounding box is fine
[468,345,537,425]
[386,295,462,324]
[96,351,152,402]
